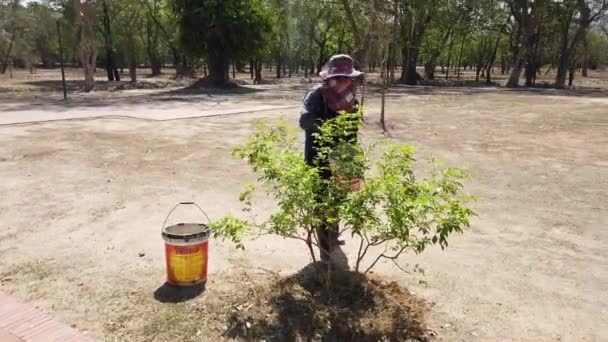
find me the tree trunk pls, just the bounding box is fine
[342,0,366,68]
[74,0,97,92]
[424,60,435,80]
[250,59,254,79]
[582,36,589,77]
[81,47,96,92]
[445,36,455,80]
[102,0,117,82]
[207,52,229,85]
[507,58,523,87]
[555,1,592,88]
[128,32,137,83]
[424,29,452,81]
[317,42,326,74]
[146,21,162,77]
[150,55,162,76]
[522,1,545,87]
[568,64,576,86]
[254,60,262,84]
[1,34,15,74]
[555,49,571,88]
[486,36,501,84]
[404,46,421,85]
[456,36,465,80]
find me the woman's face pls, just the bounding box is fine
[328,76,353,93]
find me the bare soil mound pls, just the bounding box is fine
[222,263,430,342]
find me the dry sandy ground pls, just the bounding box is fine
[0,81,607,341]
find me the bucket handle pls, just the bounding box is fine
[161,202,212,232]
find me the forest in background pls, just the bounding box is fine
[1,0,608,91]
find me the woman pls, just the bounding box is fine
[299,54,364,263]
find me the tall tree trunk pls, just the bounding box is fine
[74,0,97,92]
[486,36,502,84]
[399,46,407,82]
[207,52,229,85]
[254,60,262,84]
[149,54,162,76]
[426,28,453,81]
[568,63,576,86]
[555,1,592,88]
[582,36,589,77]
[102,0,117,81]
[0,34,15,74]
[456,36,465,80]
[403,46,420,85]
[145,0,183,77]
[445,36,455,80]
[522,0,545,87]
[507,57,523,87]
[555,48,571,88]
[128,30,137,83]
[424,60,435,80]
[342,0,366,68]
[146,17,162,76]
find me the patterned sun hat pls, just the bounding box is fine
[319,54,363,80]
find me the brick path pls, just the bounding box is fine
[0,291,94,342]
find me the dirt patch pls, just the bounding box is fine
[223,264,430,342]
[95,267,429,342]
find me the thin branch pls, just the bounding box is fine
[306,228,316,263]
[364,246,407,274]
[355,234,365,272]
[391,259,412,275]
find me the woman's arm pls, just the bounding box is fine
[299,87,324,130]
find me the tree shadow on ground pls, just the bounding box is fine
[379,83,608,98]
[0,81,272,114]
[224,260,429,342]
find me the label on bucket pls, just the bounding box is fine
[165,242,208,284]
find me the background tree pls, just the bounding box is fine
[551,0,608,88]
[72,0,97,91]
[3,0,608,89]
[175,0,272,85]
[398,0,435,85]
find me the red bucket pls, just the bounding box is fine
[161,202,211,287]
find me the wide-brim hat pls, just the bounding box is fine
[319,54,363,80]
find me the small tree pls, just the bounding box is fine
[212,108,475,275]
